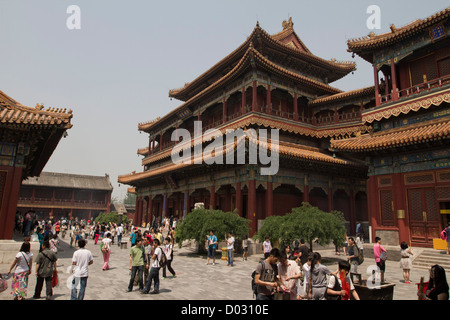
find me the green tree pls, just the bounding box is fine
[95,211,130,225]
[254,202,346,251]
[175,208,250,253]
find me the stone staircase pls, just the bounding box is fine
[412,248,450,270]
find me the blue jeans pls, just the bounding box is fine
[71,277,88,300]
[128,265,144,291]
[227,249,233,266]
[117,234,122,246]
[144,267,160,293]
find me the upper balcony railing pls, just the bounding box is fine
[380,74,450,105]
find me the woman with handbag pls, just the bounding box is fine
[373,237,387,284]
[101,233,112,271]
[7,241,33,300]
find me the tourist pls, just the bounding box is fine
[116,224,124,247]
[242,234,249,261]
[130,227,137,247]
[373,237,387,283]
[417,264,449,300]
[36,227,44,252]
[309,252,332,300]
[226,231,235,267]
[206,230,218,265]
[326,260,360,300]
[127,237,145,292]
[263,236,272,259]
[142,238,163,294]
[143,235,152,284]
[162,237,176,279]
[446,223,450,255]
[346,237,359,274]
[101,233,112,271]
[111,224,117,244]
[399,241,413,284]
[7,241,33,300]
[254,248,280,300]
[301,252,314,300]
[278,251,301,300]
[94,224,100,245]
[298,239,310,266]
[33,240,57,300]
[23,211,32,237]
[70,239,94,300]
[69,224,76,247]
[49,234,59,254]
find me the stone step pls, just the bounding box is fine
[412,249,450,270]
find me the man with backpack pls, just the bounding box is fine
[142,238,164,294]
[253,248,281,300]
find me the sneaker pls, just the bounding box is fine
[162,277,167,279]
[149,291,159,294]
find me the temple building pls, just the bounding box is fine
[331,7,450,247]
[18,171,113,221]
[0,90,73,239]
[119,18,376,236]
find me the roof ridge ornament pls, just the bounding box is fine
[282,17,293,30]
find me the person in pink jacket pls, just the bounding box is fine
[373,237,387,283]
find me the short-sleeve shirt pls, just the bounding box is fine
[152,247,162,268]
[256,260,278,296]
[15,252,33,274]
[130,246,145,266]
[208,235,218,249]
[373,243,386,262]
[263,241,271,253]
[227,237,235,250]
[72,248,93,277]
[327,274,355,291]
[36,249,57,278]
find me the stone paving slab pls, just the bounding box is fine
[0,236,448,301]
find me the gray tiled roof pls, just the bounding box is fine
[22,171,113,191]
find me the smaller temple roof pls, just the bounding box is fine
[22,172,113,191]
[330,115,450,152]
[347,7,450,61]
[309,86,375,107]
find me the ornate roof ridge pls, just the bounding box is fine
[348,6,450,51]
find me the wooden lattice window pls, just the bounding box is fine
[409,189,423,222]
[380,189,394,225]
[438,57,450,78]
[425,189,439,222]
[378,176,392,187]
[405,173,434,185]
[437,171,450,182]
[437,187,450,200]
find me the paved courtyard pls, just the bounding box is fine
[0,235,446,301]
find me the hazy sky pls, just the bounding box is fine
[0,0,448,201]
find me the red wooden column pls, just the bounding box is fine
[241,87,246,115]
[0,166,23,239]
[392,173,408,244]
[349,189,356,234]
[373,65,381,106]
[235,182,242,217]
[248,169,257,236]
[210,185,216,210]
[222,98,227,124]
[252,81,258,112]
[266,84,271,114]
[293,93,298,121]
[390,59,399,101]
[303,175,309,203]
[266,180,273,217]
[147,195,153,226]
[367,175,379,242]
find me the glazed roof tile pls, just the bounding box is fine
[348,7,450,53]
[330,115,450,152]
[169,19,355,101]
[0,90,73,129]
[139,46,343,132]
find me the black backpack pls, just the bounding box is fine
[251,261,266,297]
[158,247,167,268]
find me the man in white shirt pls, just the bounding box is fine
[70,239,93,300]
[226,232,235,267]
[116,224,124,247]
[142,238,162,294]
